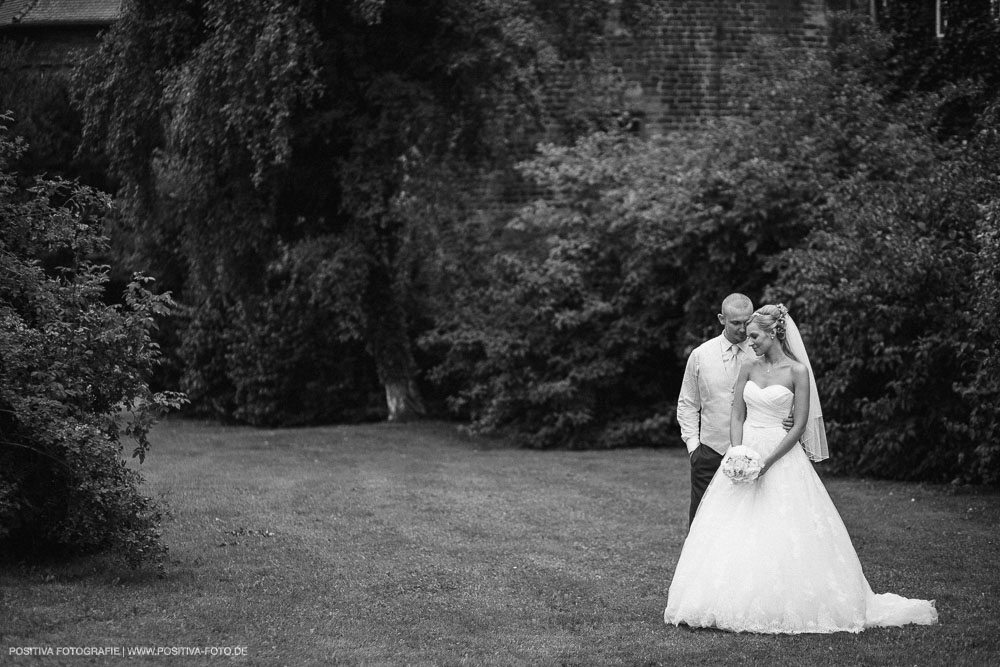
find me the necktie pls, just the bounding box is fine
[726,344,739,377]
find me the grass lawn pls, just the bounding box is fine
[1,418,998,666]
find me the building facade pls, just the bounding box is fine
[0,0,120,69]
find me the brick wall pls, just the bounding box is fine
[474,0,830,215]
[602,0,827,135]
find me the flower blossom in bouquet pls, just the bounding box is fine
[722,445,762,483]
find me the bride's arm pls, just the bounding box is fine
[759,364,810,476]
[729,363,751,449]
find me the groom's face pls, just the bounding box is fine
[719,305,753,345]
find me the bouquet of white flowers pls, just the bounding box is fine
[722,445,762,483]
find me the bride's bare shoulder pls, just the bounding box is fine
[740,357,766,376]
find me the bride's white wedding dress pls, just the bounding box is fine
[664,380,938,634]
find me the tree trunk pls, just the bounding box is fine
[384,379,425,422]
[364,258,425,422]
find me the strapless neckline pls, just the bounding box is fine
[747,379,793,396]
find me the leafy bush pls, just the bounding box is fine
[426,131,706,447]
[178,237,384,426]
[0,120,184,566]
[763,22,1000,484]
[955,99,1000,486]
[768,164,990,482]
[963,196,1000,485]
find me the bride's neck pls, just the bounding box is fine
[765,349,787,364]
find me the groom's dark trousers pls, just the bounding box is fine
[689,444,724,526]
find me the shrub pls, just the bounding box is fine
[963,198,1000,485]
[0,119,184,566]
[225,237,385,426]
[764,32,1000,483]
[956,99,1000,485]
[768,168,988,482]
[178,237,384,426]
[425,131,712,447]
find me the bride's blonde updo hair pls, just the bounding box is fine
[747,304,799,362]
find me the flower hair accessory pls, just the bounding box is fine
[774,303,789,340]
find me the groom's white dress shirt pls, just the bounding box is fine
[677,334,751,456]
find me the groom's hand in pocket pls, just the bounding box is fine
[689,443,701,461]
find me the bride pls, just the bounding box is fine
[663,304,938,634]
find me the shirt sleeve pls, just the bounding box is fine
[676,349,701,454]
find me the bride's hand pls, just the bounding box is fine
[758,459,772,478]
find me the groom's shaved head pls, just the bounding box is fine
[721,293,753,314]
[718,293,753,345]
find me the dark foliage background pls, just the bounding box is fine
[427,14,1000,484]
[0,43,106,186]
[77,0,651,425]
[72,3,1000,484]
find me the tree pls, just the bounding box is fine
[78,0,630,424]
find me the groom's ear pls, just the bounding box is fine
[717,313,725,327]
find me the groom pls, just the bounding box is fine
[676,293,754,526]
